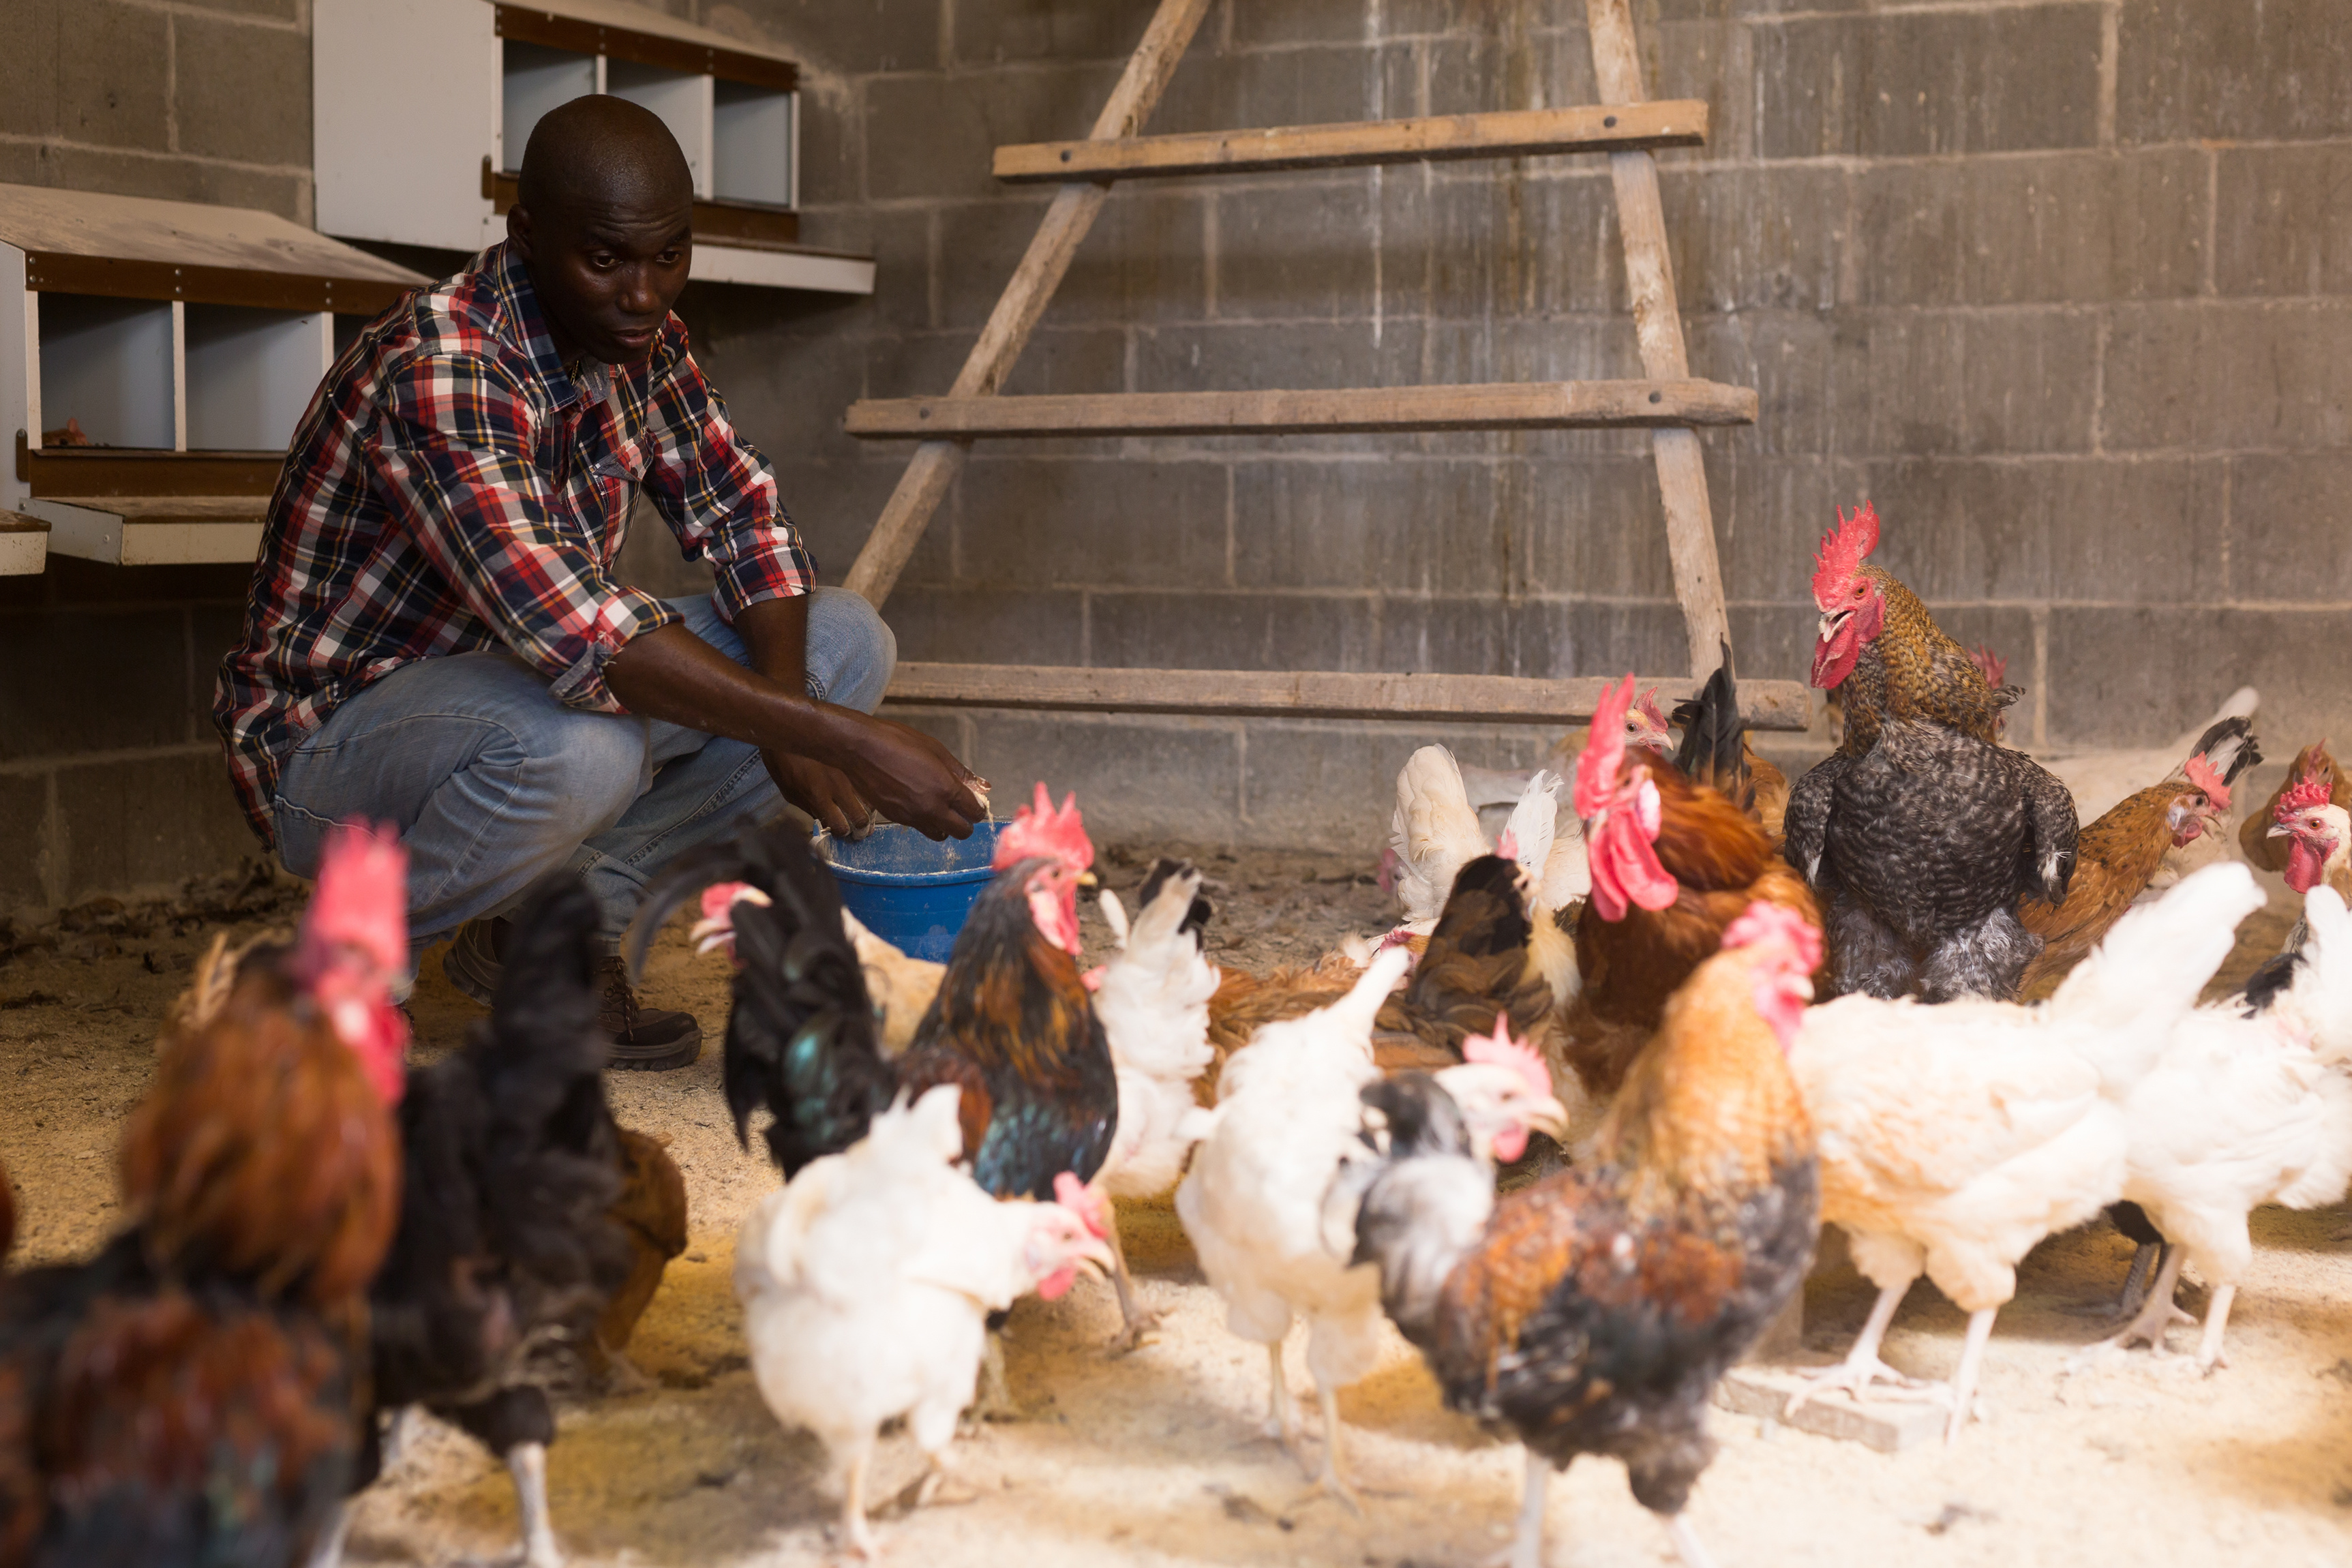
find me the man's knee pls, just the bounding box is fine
[806,586,896,714]
[533,712,652,828]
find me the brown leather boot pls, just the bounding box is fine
[594,956,704,1071]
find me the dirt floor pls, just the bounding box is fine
[5,846,2352,1568]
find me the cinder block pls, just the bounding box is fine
[1510,455,1676,600]
[1851,456,2224,605]
[701,328,876,466]
[175,0,300,20]
[940,187,1205,329]
[2038,607,2352,749]
[2102,301,2352,453]
[1418,169,1623,323]
[965,711,1242,846]
[1755,7,2102,160]
[174,13,311,167]
[1383,597,1687,682]
[0,773,50,910]
[54,2,170,153]
[998,325,1128,397]
[1853,149,2207,307]
[950,0,1161,66]
[2117,0,2352,145]
[1130,318,1432,461]
[1653,16,1755,164]
[1215,177,1392,322]
[57,752,258,900]
[1224,0,1464,49]
[860,205,935,332]
[0,0,60,138]
[1828,309,2100,457]
[1237,717,1558,851]
[1659,164,1848,315]
[2227,455,2352,603]
[189,603,249,732]
[1410,27,1600,119]
[954,457,1227,588]
[863,63,1122,202]
[759,457,929,585]
[1230,459,1505,595]
[884,584,1087,665]
[2213,145,2352,298]
[719,0,944,75]
[0,609,192,763]
[1683,310,1836,458]
[1087,588,1380,673]
[0,140,307,223]
[1712,449,1865,607]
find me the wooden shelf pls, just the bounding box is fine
[883,663,1811,730]
[995,101,1707,184]
[847,378,1758,440]
[0,511,48,576]
[27,494,267,567]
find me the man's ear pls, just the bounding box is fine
[506,202,533,259]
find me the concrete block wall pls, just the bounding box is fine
[669,0,2352,849]
[5,0,2349,901]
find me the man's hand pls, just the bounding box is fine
[766,751,874,839]
[833,714,989,841]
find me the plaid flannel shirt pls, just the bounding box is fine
[213,241,814,847]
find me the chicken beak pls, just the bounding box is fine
[2268,821,2293,839]
[1521,1096,1573,1143]
[1077,870,1099,890]
[687,916,733,953]
[1074,1237,1115,1282]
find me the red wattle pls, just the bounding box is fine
[2287,836,2327,894]
[1036,1265,1077,1301]
[1810,635,1853,690]
[1491,1126,1528,1164]
[1589,811,1678,924]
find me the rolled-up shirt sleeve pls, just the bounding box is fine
[638,335,816,622]
[366,349,680,712]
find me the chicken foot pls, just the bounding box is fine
[507,1441,564,1568]
[1285,1374,1363,1517]
[1101,1220,1162,1355]
[972,1330,1023,1423]
[1942,1308,1998,1446]
[2062,1241,2170,1321]
[1783,1281,1952,1414]
[2195,1284,2237,1373]
[2066,1248,2195,1373]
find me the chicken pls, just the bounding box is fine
[843,908,944,1058]
[1669,642,1791,843]
[350,873,648,1568]
[592,1128,689,1377]
[735,1085,1113,1558]
[1785,502,2079,1002]
[1782,861,2266,1442]
[1177,956,1570,1509]
[1560,671,1819,1105]
[2244,739,2350,876]
[2073,886,2352,1372]
[1349,901,1820,1568]
[2033,684,2263,824]
[2016,718,2260,995]
[0,822,408,1568]
[2265,755,2352,925]
[1387,747,1562,934]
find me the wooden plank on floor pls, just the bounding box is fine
[882,664,1813,730]
[993,100,1706,183]
[846,378,1758,440]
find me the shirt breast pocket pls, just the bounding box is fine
[588,439,648,556]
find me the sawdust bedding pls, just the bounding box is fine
[3,847,2350,1568]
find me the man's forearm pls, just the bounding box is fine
[604,614,852,766]
[734,594,811,706]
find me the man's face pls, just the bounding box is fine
[510,194,693,367]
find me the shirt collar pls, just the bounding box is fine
[487,241,592,408]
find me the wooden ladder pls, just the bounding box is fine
[841,0,1807,734]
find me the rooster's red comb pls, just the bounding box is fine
[1462,1014,1552,1102]
[1573,675,1638,818]
[2278,755,2335,819]
[1722,901,1823,974]
[994,782,1094,873]
[1811,502,1881,611]
[2181,753,2232,812]
[301,819,408,976]
[1970,645,2008,689]
[1632,688,1670,735]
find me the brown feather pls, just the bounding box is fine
[2241,740,2351,874]
[590,1128,689,1369]
[2016,777,2192,993]
[1835,568,2008,758]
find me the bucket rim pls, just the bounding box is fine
[813,822,1003,888]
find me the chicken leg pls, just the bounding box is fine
[1288,1374,1363,1516]
[1942,1308,1998,1446]
[1482,1449,1549,1568]
[1102,1220,1162,1354]
[1784,1280,1948,1413]
[840,1432,879,1560]
[2066,1247,2192,1372]
[2195,1284,2237,1373]
[507,1441,564,1568]
[1663,1513,1722,1568]
[1262,1342,1301,1455]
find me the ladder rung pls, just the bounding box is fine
[995,102,1707,184]
[883,664,1813,730]
[846,379,1756,440]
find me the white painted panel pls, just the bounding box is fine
[689,245,875,295]
[314,0,494,250]
[28,498,264,566]
[170,299,186,451]
[185,305,331,451]
[607,61,713,198]
[503,42,600,172]
[0,245,27,509]
[37,294,177,449]
[712,83,793,208]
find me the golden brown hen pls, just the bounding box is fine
[592,1129,689,1374]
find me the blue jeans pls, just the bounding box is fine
[271,588,895,952]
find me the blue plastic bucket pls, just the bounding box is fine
[815,821,1005,963]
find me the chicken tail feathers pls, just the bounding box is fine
[1671,642,1755,814]
[2186,714,2261,789]
[2051,861,2267,1083]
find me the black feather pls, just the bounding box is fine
[1136,856,1215,944]
[2241,948,2304,1016]
[2186,715,2261,787]
[1670,642,1747,796]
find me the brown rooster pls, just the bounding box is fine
[1351,902,1821,1568]
[0,823,408,1568]
[2243,739,2351,875]
[2016,719,2260,995]
[1561,672,1818,1104]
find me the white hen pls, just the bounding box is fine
[1389,746,1568,933]
[1175,951,1569,1505]
[2085,886,2352,1371]
[1086,857,1222,1347]
[1783,862,2267,1441]
[734,1085,1112,1558]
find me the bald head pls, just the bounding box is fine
[508,95,695,367]
[518,94,694,219]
